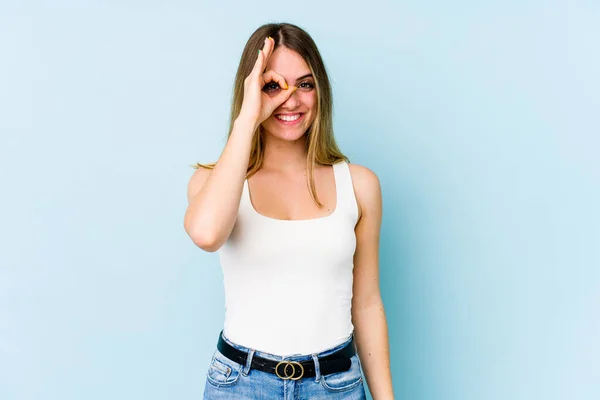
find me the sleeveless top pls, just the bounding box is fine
[217,160,360,356]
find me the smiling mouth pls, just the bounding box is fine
[275,113,303,122]
[273,113,305,126]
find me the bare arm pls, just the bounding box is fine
[350,164,394,399]
[183,36,297,252]
[184,117,257,252]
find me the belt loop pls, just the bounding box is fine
[242,349,255,376]
[311,354,321,382]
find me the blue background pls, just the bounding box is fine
[1,1,598,399]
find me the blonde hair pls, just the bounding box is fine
[192,22,349,207]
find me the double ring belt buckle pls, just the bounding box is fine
[275,360,304,380]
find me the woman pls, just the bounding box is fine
[184,22,394,399]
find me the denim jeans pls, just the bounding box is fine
[203,331,367,399]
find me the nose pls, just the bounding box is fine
[279,88,301,109]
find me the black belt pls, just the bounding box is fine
[216,331,356,380]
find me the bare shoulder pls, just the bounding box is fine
[187,166,212,205]
[347,162,382,221]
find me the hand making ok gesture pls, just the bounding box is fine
[238,36,298,126]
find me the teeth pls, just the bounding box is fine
[276,114,301,122]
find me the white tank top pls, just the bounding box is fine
[217,160,359,356]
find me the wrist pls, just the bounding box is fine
[234,114,260,132]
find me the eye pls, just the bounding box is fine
[299,81,314,90]
[262,82,281,92]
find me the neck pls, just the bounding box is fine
[261,132,309,173]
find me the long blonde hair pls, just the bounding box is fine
[192,22,349,207]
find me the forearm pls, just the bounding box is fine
[352,299,394,399]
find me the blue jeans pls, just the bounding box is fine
[203,331,367,399]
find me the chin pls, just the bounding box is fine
[270,128,307,142]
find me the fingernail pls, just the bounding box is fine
[258,49,261,55]
[268,36,273,42]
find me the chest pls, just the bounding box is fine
[246,167,337,221]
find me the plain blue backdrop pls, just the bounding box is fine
[1,1,598,399]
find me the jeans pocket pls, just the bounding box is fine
[320,354,364,393]
[206,349,242,387]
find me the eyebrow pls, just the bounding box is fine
[295,74,313,82]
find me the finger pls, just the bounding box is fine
[249,48,264,79]
[262,70,289,90]
[261,37,275,72]
[250,37,272,78]
[247,39,266,81]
